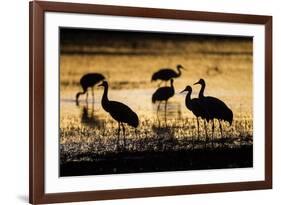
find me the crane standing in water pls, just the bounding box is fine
[180,85,209,147]
[194,79,233,144]
[76,73,105,106]
[98,81,139,149]
[151,64,185,86]
[152,79,175,124]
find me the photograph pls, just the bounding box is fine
[59,28,253,177]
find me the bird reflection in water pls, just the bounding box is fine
[80,103,105,130]
[153,101,182,128]
[151,124,178,151]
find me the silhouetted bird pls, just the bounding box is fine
[194,79,233,141]
[152,79,175,121]
[151,64,184,85]
[206,66,222,76]
[180,86,209,144]
[76,73,105,105]
[99,81,139,148]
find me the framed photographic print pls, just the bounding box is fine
[29,1,272,204]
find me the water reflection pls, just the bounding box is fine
[153,101,182,127]
[80,103,105,129]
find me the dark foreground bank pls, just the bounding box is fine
[60,145,253,177]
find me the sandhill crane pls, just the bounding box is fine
[180,85,209,147]
[152,79,175,123]
[194,79,233,142]
[98,81,139,148]
[206,66,222,76]
[76,73,105,105]
[151,64,184,86]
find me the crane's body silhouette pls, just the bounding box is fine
[180,86,209,146]
[194,79,233,143]
[76,73,105,105]
[152,79,175,123]
[99,81,139,148]
[151,65,184,86]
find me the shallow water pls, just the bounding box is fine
[60,51,253,129]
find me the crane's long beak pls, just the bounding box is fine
[193,81,200,85]
[98,82,103,87]
[180,89,186,93]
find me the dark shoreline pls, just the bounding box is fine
[60,145,253,177]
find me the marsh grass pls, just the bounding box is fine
[60,117,253,176]
[60,114,253,174]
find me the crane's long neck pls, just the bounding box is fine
[101,85,110,111]
[199,83,205,98]
[76,90,87,101]
[185,90,192,109]
[177,67,182,77]
[171,81,175,92]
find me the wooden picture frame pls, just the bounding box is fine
[29,1,272,204]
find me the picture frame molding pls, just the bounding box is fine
[29,1,272,204]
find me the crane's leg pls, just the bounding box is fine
[91,87,95,109]
[157,102,161,114]
[164,100,167,126]
[134,128,138,150]
[212,119,215,148]
[76,97,79,106]
[91,101,94,117]
[196,117,200,141]
[204,120,208,149]
[212,119,215,143]
[191,133,194,150]
[88,103,94,119]
[85,98,89,110]
[135,128,138,137]
[85,91,89,105]
[117,122,120,151]
[219,120,223,139]
[121,123,126,149]
[157,102,161,126]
